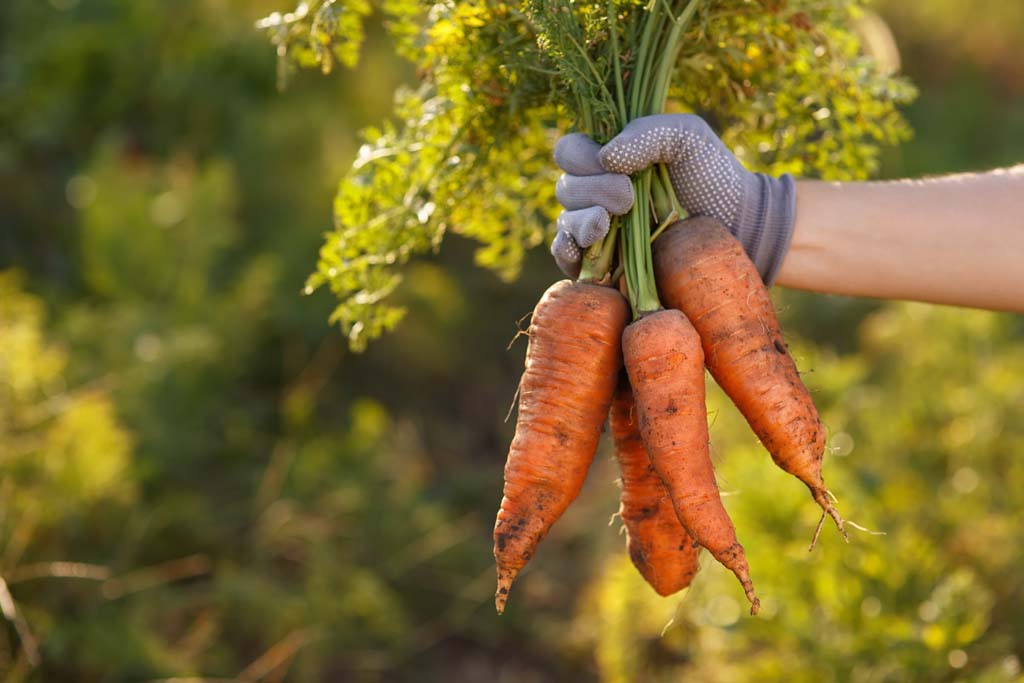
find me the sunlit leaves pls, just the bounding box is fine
[0,274,64,404]
[524,0,620,138]
[675,0,916,179]
[308,78,557,350]
[257,0,373,89]
[264,0,915,348]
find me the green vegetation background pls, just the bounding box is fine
[1,0,1023,680]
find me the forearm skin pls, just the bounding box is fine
[777,166,1024,312]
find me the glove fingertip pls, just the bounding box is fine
[564,205,610,247]
[551,231,583,278]
[554,134,604,176]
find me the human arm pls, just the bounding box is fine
[553,114,1024,312]
[778,169,1024,312]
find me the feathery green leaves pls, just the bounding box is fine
[261,0,915,348]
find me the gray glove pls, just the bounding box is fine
[550,134,635,278]
[552,114,796,285]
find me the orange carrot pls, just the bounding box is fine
[494,279,629,614]
[653,217,845,542]
[623,309,760,614]
[610,373,700,596]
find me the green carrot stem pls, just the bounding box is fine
[576,51,609,281]
[657,163,686,219]
[579,0,703,295]
[630,0,661,117]
[608,0,627,122]
[565,32,619,120]
[649,0,700,112]
[650,170,672,220]
[579,218,621,281]
[650,209,680,243]
[621,170,661,314]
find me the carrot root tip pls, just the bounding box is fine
[745,589,760,614]
[808,512,827,552]
[810,487,848,545]
[494,569,517,614]
[737,577,760,615]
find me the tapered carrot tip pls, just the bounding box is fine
[495,568,517,614]
[808,486,848,551]
[736,574,760,616]
[721,549,760,616]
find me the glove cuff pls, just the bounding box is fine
[735,173,796,286]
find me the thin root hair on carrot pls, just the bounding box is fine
[808,513,827,552]
[505,311,533,351]
[808,489,849,551]
[503,377,523,424]
[814,489,849,544]
[659,618,676,639]
[846,520,887,536]
[810,515,883,551]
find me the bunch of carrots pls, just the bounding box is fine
[493,0,846,616]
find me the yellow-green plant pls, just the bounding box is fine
[261,0,915,348]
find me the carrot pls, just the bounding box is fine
[610,373,700,596]
[494,279,629,614]
[652,217,845,543]
[622,308,760,614]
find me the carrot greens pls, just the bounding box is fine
[260,0,915,348]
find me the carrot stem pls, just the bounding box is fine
[649,209,679,243]
[615,0,700,312]
[580,218,621,281]
[580,0,702,295]
[621,172,661,314]
[657,164,686,219]
[609,0,628,123]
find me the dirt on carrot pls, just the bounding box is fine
[653,217,845,544]
[622,308,760,614]
[610,373,701,596]
[494,279,629,614]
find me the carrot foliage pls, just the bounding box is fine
[260,0,915,348]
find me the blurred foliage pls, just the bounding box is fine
[0,0,1023,681]
[871,0,1024,179]
[575,304,1024,682]
[0,271,134,523]
[263,0,914,350]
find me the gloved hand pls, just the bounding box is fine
[552,113,796,285]
[550,134,635,278]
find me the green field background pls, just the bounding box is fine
[1,1,1023,680]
